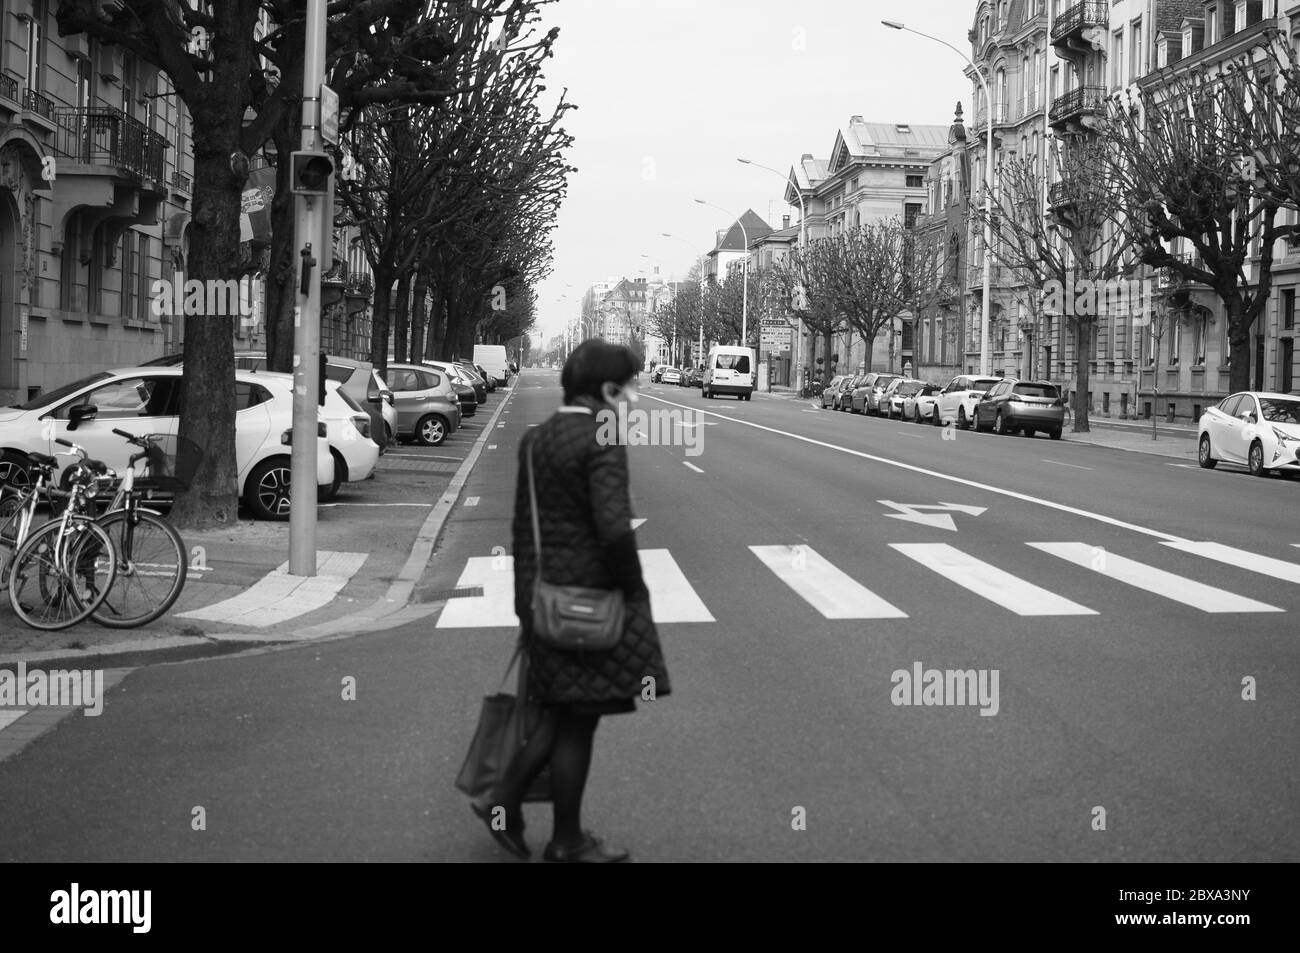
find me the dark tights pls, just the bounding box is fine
[493,707,599,848]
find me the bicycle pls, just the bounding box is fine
[5,440,119,631]
[77,429,198,628]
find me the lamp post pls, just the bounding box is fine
[694,199,749,347]
[740,156,806,391]
[883,19,992,377]
[662,232,707,368]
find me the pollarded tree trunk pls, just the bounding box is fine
[1224,295,1253,394]
[392,271,411,365]
[1071,318,1094,433]
[369,266,394,377]
[170,141,243,528]
[409,273,429,363]
[264,110,300,374]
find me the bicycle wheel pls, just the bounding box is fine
[93,509,187,628]
[7,518,117,631]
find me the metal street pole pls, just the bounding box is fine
[884,20,992,376]
[289,0,327,576]
[739,157,807,390]
[695,199,749,346]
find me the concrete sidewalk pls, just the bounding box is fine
[1060,417,1198,460]
[0,382,517,666]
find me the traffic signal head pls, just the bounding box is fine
[291,150,334,195]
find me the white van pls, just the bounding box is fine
[473,345,511,386]
[703,346,756,401]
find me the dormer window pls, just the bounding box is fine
[1206,5,1218,44]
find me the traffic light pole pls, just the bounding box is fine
[289,0,326,576]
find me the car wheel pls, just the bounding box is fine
[245,458,294,521]
[1198,434,1218,469]
[958,408,969,430]
[1248,440,1267,477]
[932,407,942,427]
[993,412,1005,435]
[0,450,32,490]
[416,414,449,446]
[1048,428,1062,440]
[1020,428,1034,438]
[318,450,345,502]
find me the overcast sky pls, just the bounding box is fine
[529,0,979,347]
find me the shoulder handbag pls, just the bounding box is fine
[527,439,625,651]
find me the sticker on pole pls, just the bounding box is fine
[320,84,339,146]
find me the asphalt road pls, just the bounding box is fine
[1,369,1296,862]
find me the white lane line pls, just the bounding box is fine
[464,497,480,507]
[434,556,519,628]
[177,551,368,626]
[1042,459,1094,471]
[1160,542,1300,585]
[750,545,906,619]
[639,549,714,622]
[894,431,923,439]
[0,711,28,731]
[319,503,431,508]
[683,462,704,473]
[1166,463,1200,469]
[1028,543,1283,613]
[891,543,1097,616]
[487,445,497,450]
[640,393,1186,543]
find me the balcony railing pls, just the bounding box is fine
[1051,1,1108,43]
[172,171,192,193]
[0,75,18,103]
[972,101,1012,132]
[1155,254,1203,287]
[1050,85,1109,125]
[52,107,167,182]
[22,88,54,120]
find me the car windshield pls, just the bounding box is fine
[13,371,113,410]
[1259,397,1300,424]
[1013,383,1058,398]
[897,382,922,396]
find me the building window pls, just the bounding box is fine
[1284,289,1296,330]
[850,176,859,191]
[1131,19,1143,81]
[122,232,136,318]
[1207,5,1218,45]
[1192,313,1206,366]
[906,174,923,188]
[904,203,922,229]
[1112,29,1125,88]
[26,2,45,93]
[1169,320,1181,365]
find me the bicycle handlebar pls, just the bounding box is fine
[55,438,75,448]
[113,428,141,442]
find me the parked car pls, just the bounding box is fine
[865,374,902,415]
[820,375,846,409]
[427,361,486,408]
[1198,391,1300,476]
[683,368,703,387]
[660,366,682,385]
[451,362,489,404]
[973,378,1065,438]
[907,383,943,424]
[386,363,464,446]
[472,344,511,386]
[834,375,861,411]
[883,379,924,419]
[0,367,335,520]
[474,363,497,393]
[847,374,878,414]
[934,375,1003,430]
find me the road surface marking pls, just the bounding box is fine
[1042,459,1094,471]
[434,556,519,628]
[1160,542,1300,585]
[639,393,1187,543]
[683,462,704,473]
[487,445,497,450]
[750,545,907,619]
[497,423,506,428]
[464,497,479,507]
[1166,463,1200,469]
[176,551,368,627]
[0,711,27,731]
[639,549,714,622]
[631,518,647,530]
[891,543,1097,616]
[879,501,986,532]
[894,431,923,438]
[1028,543,1283,613]
[319,503,431,508]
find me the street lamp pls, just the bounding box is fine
[739,155,807,391]
[883,19,993,376]
[662,232,707,368]
[694,198,749,347]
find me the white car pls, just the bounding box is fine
[660,367,682,385]
[254,372,380,495]
[0,367,334,521]
[935,374,1003,430]
[904,383,943,423]
[1198,391,1300,477]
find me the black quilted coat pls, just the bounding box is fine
[511,398,671,706]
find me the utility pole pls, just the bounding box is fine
[289,0,327,576]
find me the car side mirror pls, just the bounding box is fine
[1240,411,1254,422]
[67,404,97,431]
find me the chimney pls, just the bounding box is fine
[801,153,813,160]
[850,115,863,123]
[782,215,790,229]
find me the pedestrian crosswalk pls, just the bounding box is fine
[432,540,1300,627]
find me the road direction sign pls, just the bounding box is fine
[877,501,987,532]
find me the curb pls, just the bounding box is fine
[0,379,521,668]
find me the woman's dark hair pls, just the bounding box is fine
[562,340,639,403]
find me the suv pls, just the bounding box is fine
[974,379,1065,438]
[386,363,464,446]
[935,375,1003,430]
[0,367,334,520]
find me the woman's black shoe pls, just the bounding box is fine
[471,798,530,859]
[542,831,629,863]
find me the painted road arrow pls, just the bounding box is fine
[877,501,988,532]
